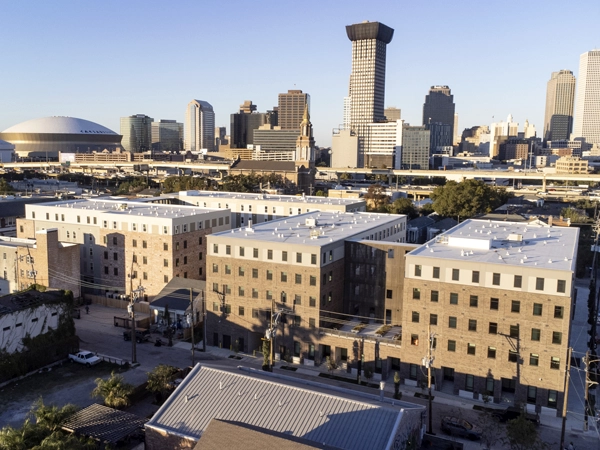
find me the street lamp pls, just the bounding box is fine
[127,286,145,364]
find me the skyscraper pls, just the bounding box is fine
[185,100,215,152]
[151,120,183,152]
[230,101,277,149]
[422,86,455,130]
[120,114,153,153]
[543,70,576,142]
[384,107,401,122]
[345,21,394,167]
[278,90,310,130]
[573,50,600,146]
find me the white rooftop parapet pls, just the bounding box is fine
[447,236,492,250]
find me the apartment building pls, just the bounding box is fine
[153,191,366,228]
[0,229,80,297]
[401,219,578,414]
[17,199,230,299]
[555,156,589,174]
[206,211,407,361]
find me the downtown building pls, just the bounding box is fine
[278,90,309,130]
[185,100,215,152]
[423,86,455,153]
[401,220,577,413]
[151,120,183,152]
[17,199,230,299]
[543,70,576,143]
[120,114,153,153]
[573,50,600,147]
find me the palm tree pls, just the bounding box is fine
[146,364,178,403]
[91,371,133,409]
[30,399,78,433]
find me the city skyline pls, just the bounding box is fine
[0,0,598,148]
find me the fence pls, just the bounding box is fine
[84,294,150,315]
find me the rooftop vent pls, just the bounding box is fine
[507,233,523,242]
[305,218,317,227]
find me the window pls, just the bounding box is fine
[433,267,440,279]
[132,239,137,248]
[310,276,316,286]
[164,243,168,251]
[113,268,118,276]
[213,244,218,254]
[282,251,288,261]
[252,309,259,319]
[430,290,439,302]
[225,265,231,274]
[409,363,418,380]
[133,254,138,263]
[509,325,519,338]
[329,250,333,261]
[412,288,420,300]
[252,268,258,278]
[238,266,245,276]
[281,292,287,303]
[386,289,393,299]
[552,331,562,344]
[550,357,560,370]
[557,279,566,293]
[296,252,302,263]
[514,275,522,288]
[548,390,558,409]
[309,318,316,328]
[488,347,496,359]
[252,288,258,299]
[489,322,497,334]
[469,295,478,307]
[113,252,118,261]
[448,316,457,328]
[143,272,147,280]
[309,297,316,307]
[449,293,458,304]
[448,340,456,352]
[410,334,419,346]
[104,251,108,260]
[472,271,480,283]
[533,303,543,316]
[238,286,245,296]
[490,298,499,310]
[328,271,333,282]
[535,277,544,291]
[508,350,518,363]
[465,374,474,392]
[527,386,537,404]
[468,319,477,331]
[266,270,273,280]
[239,306,244,316]
[492,273,500,285]
[414,265,422,276]
[253,248,258,258]
[266,290,273,300]
[295,274,302,284]
[294,295,301,305]
[554,306,564,319]
[412,311,420,323]
[467,344,476,355]
[531,328,541,341]
[239,247,245,257]
[311,254,317,265]
[212,263,218,273]
[226,245,231,255]
[429,314,438,325]
[164,275,168,282]
[530,353,539,366]
[281,272,287,282]
[511,300,520,313]
[452,269,459,281]
[267,249,273,260]
[104,266,108,275]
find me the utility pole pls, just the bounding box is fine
[128,285,144,365]
[423,324,435,435]
[560,347,572,450]
[584,350,590,431]
[188,287,195,366]
[202,289,206,353]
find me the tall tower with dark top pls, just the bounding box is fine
[422,86,455,153]
[345,21,394,167]
[543,70,576,142]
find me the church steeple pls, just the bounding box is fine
[300,103,312,138]
[295,103,315,165]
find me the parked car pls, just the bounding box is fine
[441,416,482,440]
[68,351,101,366]
[491,406,540,425]
[123,329,150,343]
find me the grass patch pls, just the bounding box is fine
[0,361,127,406]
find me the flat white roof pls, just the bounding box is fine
[28,198,221,220]
[176,190,364,206]
[409,219,578,272]
[211,211,404,246]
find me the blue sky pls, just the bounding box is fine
[1,0,598,147]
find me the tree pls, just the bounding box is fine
[0,178,14,195]
[430,179,512,220]
[364,184,389,212]
[504,413,547,450]
[326,356,338,375]
[31,399,78,433]
[476,411,504,449]
[393,371,401,400]
[147,364,179,403]
[164,304,173,347]
[560,207,586,223]
[387,198,417,218]
[419,202,435,215]
[91,371,133,409]
[315,190,325,197]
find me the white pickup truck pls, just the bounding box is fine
[68,351,101,366]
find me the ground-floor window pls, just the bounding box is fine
[340,348,348,361]
[293,341,300,357]
[308,344,315,360]
[409,363,418,380]
[527,386,537,404]
[465,374,474,392]
[548,390,558,409]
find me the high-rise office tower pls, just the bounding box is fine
[422,86,455,130]
[384,107,401,122]
[151,120,183,152]
[185,100,215,152]
[543,70,576,142]
[400,125,430,170]
[230,101,277,149]
[278,90,310,130]
[573,51,600,146]
[120,114,153,152]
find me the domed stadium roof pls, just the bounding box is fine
[2,117,117,135]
